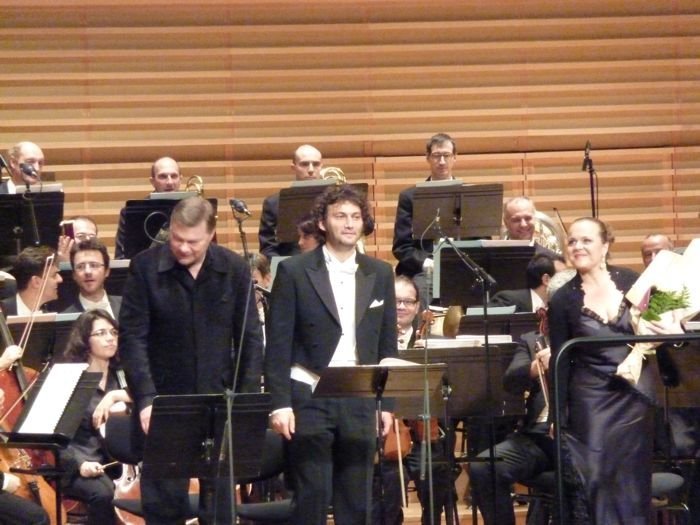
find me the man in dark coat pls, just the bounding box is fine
[266,184,398,525]
[119,196,263,524]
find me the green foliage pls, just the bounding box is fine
[641,286,690,322]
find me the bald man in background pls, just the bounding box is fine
[1,141,45,194]
[258,144,324,259]
[640,233,674,268]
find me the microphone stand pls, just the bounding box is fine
[22,181,41,247]
[582,142,597,218]
[436,230,499,525]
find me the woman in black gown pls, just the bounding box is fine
[548,217,655,524]
[61,309,131,525]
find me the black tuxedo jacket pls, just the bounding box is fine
[392,185,434,277]
[489,288,533,313]
[258,192,301,259]
[265,246,398,410]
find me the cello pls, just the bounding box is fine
[0,257,67,525]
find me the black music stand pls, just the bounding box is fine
[314,362,447,525]
[412,183,503,241]
[142,392,270,521]
[0,192,64,259]
[458,312,539,343]
[433,241,536,308]
[120,197,218,259]
[6,313,81,370]
[3,365,102,525]
[277,181,369,243]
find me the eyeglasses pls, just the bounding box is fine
[396,298,418,306]
[429,152,454,161]
[74,232,97,241]
[74,261,105,272]
[90,328,118,338]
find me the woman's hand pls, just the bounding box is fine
[92,389,131,429]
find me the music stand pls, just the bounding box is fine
[3,364,102,525]
[120,197,218,259]
[277,182,369,243]
[0,192,64,258]
[314,362,447,524]
[142,392,270,520]
[433,241,536,307]
[6,313,81,370]
[412,183,503,241]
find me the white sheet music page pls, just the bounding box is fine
[18,363,88,434]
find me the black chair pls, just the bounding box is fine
[236,429,293,523]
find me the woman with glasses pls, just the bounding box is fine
[61,309,131,525]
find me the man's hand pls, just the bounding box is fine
[0,344,23,371]
[270,409,295,440]
[530,346,551,379]
[56,235,74,264]
[3,472,20,493]
[380,411,393,438]
[79,461,104,478]
[140,405,152,435]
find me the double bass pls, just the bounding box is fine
[0,299,66,524]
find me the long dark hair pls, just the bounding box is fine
[63,309,119,364]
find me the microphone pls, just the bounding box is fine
[229,198,251,216]
[19,163,39,179]
[581,140,591,171]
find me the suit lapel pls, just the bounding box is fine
[306,249,341,326]
[355,255,376,327]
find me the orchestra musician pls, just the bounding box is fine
[61,239,122,319]
[114,156,182,259]
[56,215,99,265]
[265,184,397,525]
[119,196,263,524]
[0,142,44,195]
[470,267,574,525]
[60,309,131,525]
[548,217,656,524]
[258,144,324,259]
[0,246,62,316]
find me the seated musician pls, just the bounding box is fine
[55,215,99,265]
[470,268,575,525]
[114,156,182,259]
[60,309,131,525]
[62,239,121,319]
[0,246,62,316]
[0,387,51,525]
[488,253,563,313]
[394,276,454,525]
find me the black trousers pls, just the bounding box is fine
[469,432,553,525]
[0,491,49,525]
[288,381,376,525]
[63,473,116,525]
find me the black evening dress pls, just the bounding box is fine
[549,267,654,525]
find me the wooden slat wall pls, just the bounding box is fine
[1,0,699,271]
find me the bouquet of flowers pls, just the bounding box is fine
[619,238,700,384]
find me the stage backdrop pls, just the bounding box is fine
[1,0,699,270]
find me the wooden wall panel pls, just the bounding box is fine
[1,0,699,273]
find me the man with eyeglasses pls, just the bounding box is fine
[56,215,99,264]
[392,133,457,306]
[258,144,324,259]
[0,246,62,316]
[114,156,182,259]
[62,238,121,319]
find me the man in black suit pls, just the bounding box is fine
[266,184,398,525]
[119,196,263,524]
[392,133,457,279]
[258,144,324,259]
[488,253,562,313]
[0,246,62,316]
[0,141,45,194]
[62,238,122,319]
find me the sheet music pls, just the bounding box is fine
[18,363,89,434]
